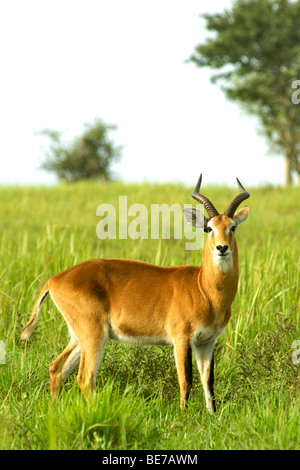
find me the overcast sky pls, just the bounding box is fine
[0,0,284,187]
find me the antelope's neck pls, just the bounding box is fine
[200,245,239,313]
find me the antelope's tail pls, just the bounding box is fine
[21,282,49,340]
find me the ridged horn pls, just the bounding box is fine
[191,174,219,219]
[224,178,250,218]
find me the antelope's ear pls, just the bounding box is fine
[233,206,249,226]
[183,207,207,230]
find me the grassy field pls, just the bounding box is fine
[0,181,299,450]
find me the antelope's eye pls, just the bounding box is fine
[231,225,237,232]
[206,227,212,233]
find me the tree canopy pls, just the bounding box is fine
[39,118,122,182]
[190,0,300,185]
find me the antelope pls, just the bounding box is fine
[21,174,250,413]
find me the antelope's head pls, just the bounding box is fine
[184,174,250,271]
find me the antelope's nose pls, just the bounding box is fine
[216,244,229,255]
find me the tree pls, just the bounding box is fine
[38,118,122,182]
[189,0,300,185]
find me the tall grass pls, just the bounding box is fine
[0,181,299,449]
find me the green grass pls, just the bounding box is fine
[0,181,299,450]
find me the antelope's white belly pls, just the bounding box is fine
[109,329,174,346]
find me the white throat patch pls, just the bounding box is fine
[213,251,233,272]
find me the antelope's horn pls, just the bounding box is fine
[191,174,219,219]
[224,178,250,218]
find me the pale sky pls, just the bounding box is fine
[0,0,284,187]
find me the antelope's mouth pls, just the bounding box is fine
[216,252,230,258]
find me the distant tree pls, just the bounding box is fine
[38,118,122,182]
[189,0,300,185]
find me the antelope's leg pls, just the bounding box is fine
[174,339,193,410]
[194,340,216,413]
[76,330,108,399]
[49,340,81,399]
